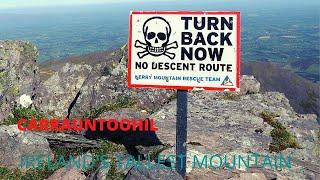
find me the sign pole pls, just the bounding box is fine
[176,90,188,178]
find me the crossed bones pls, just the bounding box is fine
[134,40,178,59]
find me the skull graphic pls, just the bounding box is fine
[135,16,178,59]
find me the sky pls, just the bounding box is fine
[0,0,319,9]
[0,0,153,9]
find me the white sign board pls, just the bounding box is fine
[128,11,240,91]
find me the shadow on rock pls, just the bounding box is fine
[84,119,164,160]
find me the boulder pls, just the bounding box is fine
[85,163,108,180]
[239,75,260,95]
[124,162,183,180]
[236,173,267,180]
[47,153,93,180]
[47,168,86,180]
[0,41,40,121]
[0,125,53,169]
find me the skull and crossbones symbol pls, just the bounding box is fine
[135,16,178,59]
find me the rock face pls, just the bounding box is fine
[35,63,93,118]
[0,125,53,169]
[35,45,174,119]
[0,41,40,121]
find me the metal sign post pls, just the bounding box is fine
[176,90,188,178]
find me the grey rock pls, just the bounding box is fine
[124,162,183,180]
[36,46,174,119]
[188,169,273,180]
[0,125,53,169]
[85,163,108,180]
[33,132,100,148]
[35,62,92,118]
[231,173,268,180]
[47,167,86,180]
[0,41,40,121]
[239,75,261,95]
[69,47,174,118]
[47,152,93,180]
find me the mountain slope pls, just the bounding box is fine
[242,61,320,122]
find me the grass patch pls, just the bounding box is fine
[51,146,89,161]
[105,157,124,180]
[9,147,88,179]
[89,140,126,179]
[260,111,278,125]
[85,96,136,119]
[0,140,126,179]
[259,111,301,152]
[89,140,126,155]
[1,107,44,125]
[0,164,60,180]
[167,92,177,102]
[51,140,126,179]
[0,167,21,180]
[223,92,240,100]
[147,144,171,161]
[313,129,320,157]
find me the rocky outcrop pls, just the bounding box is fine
[0,41,40,121]
[152,90,319,179]
[0,125,53,169]
[35,45,174,119]
[35,62,93,118]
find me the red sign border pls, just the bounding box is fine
[128,11,241,91]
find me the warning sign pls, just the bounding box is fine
[128,11,240,91]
